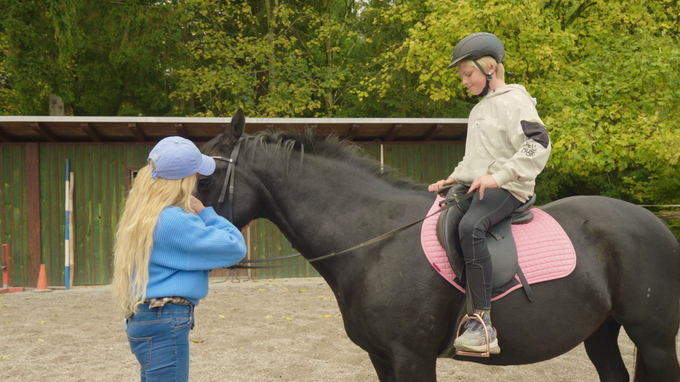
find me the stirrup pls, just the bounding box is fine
[454,313,493,358]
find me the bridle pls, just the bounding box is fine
[210,138,244,222]
[208,137,311,275]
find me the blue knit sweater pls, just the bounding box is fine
[145,206,247,305]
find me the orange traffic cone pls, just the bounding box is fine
[34,264,50,292]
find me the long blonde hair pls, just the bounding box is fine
[112,164,197,317]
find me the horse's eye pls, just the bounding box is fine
[197,177,211,190]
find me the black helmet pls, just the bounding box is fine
[448,32,505,69]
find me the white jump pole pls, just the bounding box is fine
[65,159,70,290]
[69,171,74,289]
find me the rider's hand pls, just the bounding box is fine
[469,174,498,200]
[428,177,456,193]
[190,195,206,214]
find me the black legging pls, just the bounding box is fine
[458,187,522,310]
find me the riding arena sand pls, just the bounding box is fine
[1,277,672,382]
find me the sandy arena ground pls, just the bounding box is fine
[0,277,671,381]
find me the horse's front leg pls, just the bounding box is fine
[368,348,437,382]
[369,354,396,382]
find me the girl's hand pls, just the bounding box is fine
[428,177,456,193]
[190,195,206,214]
[469,175,498,200]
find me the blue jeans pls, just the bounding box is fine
[126,303,194,382]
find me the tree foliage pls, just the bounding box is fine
[363,0,680,203]
[170,0,372,117]
[1,0,189,115]
[0,25,17,115]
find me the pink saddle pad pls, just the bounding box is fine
[421,196,577,300]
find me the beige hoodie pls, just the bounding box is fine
[450,84,550,203]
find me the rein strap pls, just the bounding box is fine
[230,191,474,268]
[308,191,473,263]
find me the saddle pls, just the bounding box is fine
[435,185,535,300]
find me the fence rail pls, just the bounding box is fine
[653,212,680,221]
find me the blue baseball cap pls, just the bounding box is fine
[148,136,216,180]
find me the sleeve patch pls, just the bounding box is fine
[520,120,550,149]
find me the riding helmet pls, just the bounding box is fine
[448,32,505,69]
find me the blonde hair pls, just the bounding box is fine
[458,56,505,81]
[112,163,197,317]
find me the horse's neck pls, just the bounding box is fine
[252,152,432,268]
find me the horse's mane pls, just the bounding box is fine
[203,129,424,191]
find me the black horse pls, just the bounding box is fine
[197,110,680,382]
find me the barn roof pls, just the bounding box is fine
[0,116,468,143]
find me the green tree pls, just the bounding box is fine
[1,0,57,114]
[364,0,680,203]
[1,0,190,116]
[171,0,372,117]
[338,0,472,118]
[0,26,17,115]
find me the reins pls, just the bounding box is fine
[228,190,474,269]
[209,138,473,269]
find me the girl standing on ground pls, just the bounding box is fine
[113,136,247,381]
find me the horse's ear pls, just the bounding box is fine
[225,108,245,140]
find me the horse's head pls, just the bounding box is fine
[197,109,260,229]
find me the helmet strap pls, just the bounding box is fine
[472,60,493,97]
